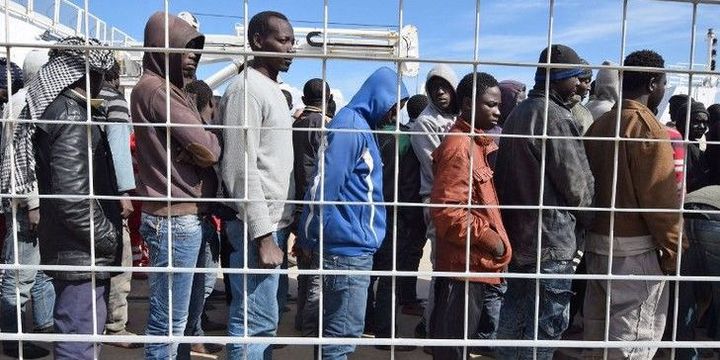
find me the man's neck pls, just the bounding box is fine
[251,62,279,82]
[623,91,649,108]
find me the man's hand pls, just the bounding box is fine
[27,208,40,235]
[119,195,134,219]
[256,233,283,268]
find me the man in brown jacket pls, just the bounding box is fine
[583,50,682,359]
[131,12,221,360]
[429,72,512,360]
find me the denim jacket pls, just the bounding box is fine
[495,88,594,266]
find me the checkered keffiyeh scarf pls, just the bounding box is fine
[0,37,114,210]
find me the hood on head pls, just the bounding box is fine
[142,11,205,89]
[424,64,459,116]
[23,50,49,84]
[593,60,619,103]
[346,66,409,128]
[498,80,525,123]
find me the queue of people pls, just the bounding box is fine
[0,8,719,360]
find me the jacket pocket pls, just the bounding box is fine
[472,166,494,205]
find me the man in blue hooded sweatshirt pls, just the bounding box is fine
[299,66,409,359]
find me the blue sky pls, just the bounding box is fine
[61,0,720,106]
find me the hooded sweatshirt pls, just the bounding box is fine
[586,61,619,121]
[410,64,459,198]
[131,12,220,216]
[299,67,409,256]
[499,80,525,125]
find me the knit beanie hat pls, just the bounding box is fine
[534,44,584,83]
[669,94,708,122]
[0,57,23,93]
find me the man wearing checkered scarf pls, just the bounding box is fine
[25,36,119,360]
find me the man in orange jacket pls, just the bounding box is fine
[429,72,511,360]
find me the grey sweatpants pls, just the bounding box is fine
[582,251,668,360]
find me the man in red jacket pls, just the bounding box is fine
[429,72,512,359]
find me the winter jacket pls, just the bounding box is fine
[131,12,220,216]
[410,64,459,198]
[431,119,512,283]
[495,88,595,266]
[586,61,619,120]
[299,67,409,256]
[35,89,122,281]
[584,100,683,270]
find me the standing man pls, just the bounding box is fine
[291,78,333,333]
[410,64,459,336]
[31,37,119,360]
[132,12,221,360]
[428,72,512,359]
[570,59,594,134]
[298,66,409,359]
[583,50,681,359]
[99,60,140,349]
[218,10,295,359]
[0,51,55,359]
[495,44,594,359]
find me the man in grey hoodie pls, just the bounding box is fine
[586,60,619,121]
[409,64,459,337]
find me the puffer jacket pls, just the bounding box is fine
[35,89,122,281]
[431,119,512,284]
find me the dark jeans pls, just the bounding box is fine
[430,278,497,360]
[53,279,109,360]
[474,281,506,351]
[396,209,426,304]
[366,209,426,337]
[496,260,574,360]
[677,217,720,360]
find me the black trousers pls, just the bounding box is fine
[429,278,488,360]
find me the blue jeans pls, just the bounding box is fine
[178,221,217,360]
[677,218,720,360]
[225,219,286,360]
[303,252,373,360]
[0,207,55,335]
[496,260,574,360]
[141,213,206,360]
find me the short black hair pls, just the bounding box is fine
[281,89,293,110]
[184,80,213,112]
[407,94,429,119]
[105,60,120,83]
[303,78,330,106]
[622,50,665,92]
[247,11,289,50]
[708,103,720,126]
[456,72,499,105]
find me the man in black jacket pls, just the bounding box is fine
[30,37,118,360]
[291,78,334,332]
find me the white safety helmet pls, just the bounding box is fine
[178,11,200,31]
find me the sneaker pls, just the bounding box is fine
[104,329,143,349]
[2,342,50,359]
[401,303,425,317]
[191,343,224,354]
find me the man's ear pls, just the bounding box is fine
[251,32,263,50]
[648,76,658,93]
